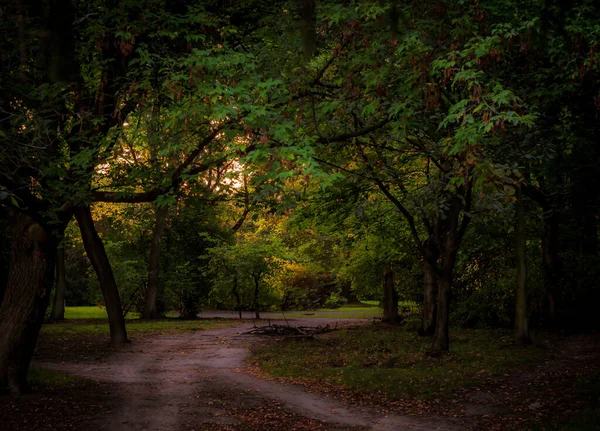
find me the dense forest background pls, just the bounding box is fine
[1,0,599,394]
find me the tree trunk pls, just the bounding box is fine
[431,198,461,354]
[419,251,438,336]
[143,205,168,320]
[542,212,560,326]
[514,187,531,346]
[0,221,10,305]
[74,206,128,344]
[50,246,66,321]
[253,275,260,320]
[431,274,451,353]
[340,279,360,304]
[382,267,401,323]
[0,212,57,394]
[232,271,242,319]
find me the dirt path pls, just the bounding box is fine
[40,319,462,431]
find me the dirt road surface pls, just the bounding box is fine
[40,318,462,431]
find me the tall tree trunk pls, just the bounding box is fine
[143,205,168,320]
[431,273,451,353]
[514,188,531,346]
[382,267,400,323]
[431,198,461,354]
[74,206,128,344]
[232,271,242,319]
[253,275,260,320]
[0,212,57,394]
[542,212,560,326]
[0,221,10,305]
[50,246,66,321]
[419,246,438,336]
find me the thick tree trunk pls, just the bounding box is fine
[0,221,10,305]
[0,213,57,394]
[382,267,401,323]
[431,198,461,354]
[431,274,451,353]
[419,253,438,336]
[253,275,260,320]
[50,246,66,321]
[143,205,168,320]
[514,188,531,346]
[74,206,128,344]
[542,212,560,326]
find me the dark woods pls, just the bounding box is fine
[1,0,599,394]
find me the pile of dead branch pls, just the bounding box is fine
[243,322,336,338]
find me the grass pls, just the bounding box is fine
[62,302,419,321]
[279,306,382,319]
[252,325,548,401]
[46,307,239,338]
[276,301,419,319]
[27,367,89,389]
[64,306,140,319]
[361,300,419,312]
[42,317,237,337]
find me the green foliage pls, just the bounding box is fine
[86,240,148,312]
[323,293,346,310]
[207,234,287,312]
[1,0,599,359]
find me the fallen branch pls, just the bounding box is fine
[243,323,336,338]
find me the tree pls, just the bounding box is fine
[208,233,286,319]
[0,210,60,393]
[0,0,290,391]
[514,187,531,345]
[49,246,67,321]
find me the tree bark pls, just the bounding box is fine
[50,246,66,321]
[143,205,168,320]
[0,220,10,306]
[0,212,57,394]
[253,275,260,320]
[431,198,461,354]
[542,212,560,326]
[419,249,438,336]
[74,206,128,344]
[514,187,531,346]
[232,271,242,319]
[382,267,401,323]
[431,274,451,353]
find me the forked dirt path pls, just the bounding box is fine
[40,318,462,431]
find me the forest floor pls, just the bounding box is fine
[0,316,598,431]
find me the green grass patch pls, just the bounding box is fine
[27,367,88,389]
[360,300,380,307]
[359,300,418,311]
[64,306,140,320]
[42,318,238,338]
[253,325,548,401]
[339,302,378,308]
[279,307,381,319]
[278,301,418,319]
